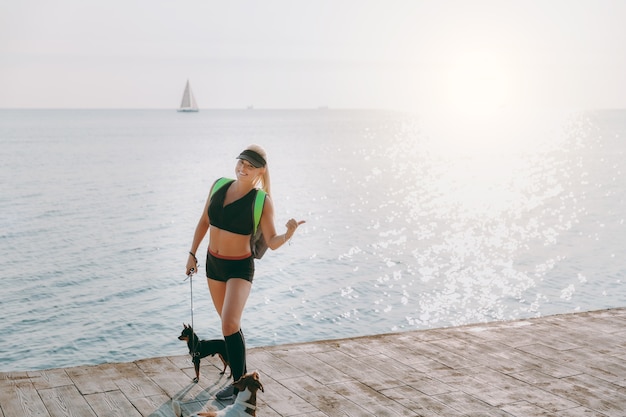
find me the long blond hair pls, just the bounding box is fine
[246,144,271,196]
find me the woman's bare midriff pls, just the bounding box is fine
[208,227,252,257]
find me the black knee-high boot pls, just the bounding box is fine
[239,329,247,375]
[225,329,246,394]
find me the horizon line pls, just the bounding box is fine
[0,106,397,111]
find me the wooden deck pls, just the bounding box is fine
[1,308,625,417]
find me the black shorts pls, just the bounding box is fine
[206,250,255,283]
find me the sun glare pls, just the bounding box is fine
[443,51,512,117]
[419,49,526,153]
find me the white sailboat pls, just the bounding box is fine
[177,80,199,112]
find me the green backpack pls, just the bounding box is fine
[210,177,268,259]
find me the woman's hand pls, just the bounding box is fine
[186,252,198,276]
[285,219,306,240]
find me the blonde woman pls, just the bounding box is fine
[185,144,304,400]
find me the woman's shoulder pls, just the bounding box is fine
[210,177,235,196]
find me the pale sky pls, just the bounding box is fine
[1,0,625,111]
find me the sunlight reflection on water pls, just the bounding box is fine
[309,109,622,333]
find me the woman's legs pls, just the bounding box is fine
[208,278,252,397]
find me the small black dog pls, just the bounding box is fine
[178,324,230,383]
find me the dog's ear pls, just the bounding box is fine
[183,323,187,329]
[253,371,264,392]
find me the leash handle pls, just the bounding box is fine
[184,267,195,281]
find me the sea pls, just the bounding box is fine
[1,108,624,372]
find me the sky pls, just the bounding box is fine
[1,0,625,111]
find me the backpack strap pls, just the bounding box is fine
[210,177,234,199]
[253,190,267,235]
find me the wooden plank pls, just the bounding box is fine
[380,385,465,417]
[254,374,318,417]
[278,375,370,416]
[432,391,512,417]
[110,362,162,400]
[523,357,581,379]
[0,380,50,417]
[84,390,142,417]
[39,385,97,417]
[329,336,392,359]
[66,364,119,395]
[462,367,578,412]
[27,369,73,390]
[380,335,463,367]
[554,406,613,417]
[414,341,477,370]
[134,357,192,398]
[270,350,351,385]
[365,352,435,384]
[174,399,226,417]
[500,401,554,417]
[247,350,304,380]
[430,368,524,408]
[466,322,541,348]
[127,394,172,417]
[542,347,626,382]
[311,350,405,392]
[269,339,336,356]
[427,334,513,364]
[402,356,454,374]
[330,380,415,416]
[0,371,29,382]
[538,374,626,417]
[404,374,456,397]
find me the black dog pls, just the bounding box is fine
[178,324,230,383]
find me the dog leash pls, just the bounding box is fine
[184,268,198,360]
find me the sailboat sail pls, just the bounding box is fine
[178,80,199,112]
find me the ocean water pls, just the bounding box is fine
[0,108,624,372]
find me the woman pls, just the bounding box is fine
[185,144,304,400]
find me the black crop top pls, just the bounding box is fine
[208,181,257,235]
